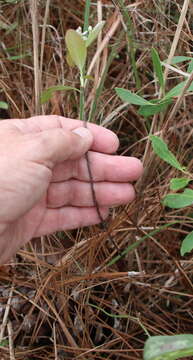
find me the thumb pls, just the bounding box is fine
[29,127,93,168]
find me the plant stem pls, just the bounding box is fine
[79,86,85,121]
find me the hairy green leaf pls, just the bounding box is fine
[66,52,75,67]
[163,56,192,65]
[170,178,190,191]
[187,59,193,73]
[144,335,193,360]
[139,99,172,117]
[65,30,87,72]
[163,189,193,209]
[150,135,185,171]
[116,88,152,106]
[165,80,193,99]
[151,48,164,90]
[181,231,193,256]
[40,85,79,104]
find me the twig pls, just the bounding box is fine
[7,322,15,360]
[53,322,58,360]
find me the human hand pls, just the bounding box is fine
[0,115,143,264]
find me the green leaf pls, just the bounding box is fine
[163,56,192,65]
[163,189,193,209]
[150,135,185,171]
[84,74,94,81]
[139,99,172,118]
[170,178,190,191]
[40,85,80,104]
[165,80,193,99]
[65,29,87,73]
[181,231,193,256]
[187,59,193,73]
[151,48,164,90]
[66,52,75,67]
[85,21,105,47]
[0,101,8,110]
[115,88,152,106]
[144,335,193,360]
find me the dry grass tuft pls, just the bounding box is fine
[1,0,193,359]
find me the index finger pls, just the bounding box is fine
[10,115,120,154]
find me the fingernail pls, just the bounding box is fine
[72,127,91,138]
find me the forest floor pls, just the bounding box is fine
[1,0,193,359]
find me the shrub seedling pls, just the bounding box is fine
[116,48,193,359]
[116,49,193,119]
[116,49,193,257]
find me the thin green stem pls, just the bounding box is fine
[79,85,85,121]
[88,303,150,337]
[83,0,91,32]
[107,222,178,267]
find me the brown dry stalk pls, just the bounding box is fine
[30,0,41,115]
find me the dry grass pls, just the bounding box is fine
[1,0,193,359]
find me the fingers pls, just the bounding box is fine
[34,206,109,236]
[47,180,136,207]
[23,127,93,168]
[10,115,119,154]
[52,152,143,183]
